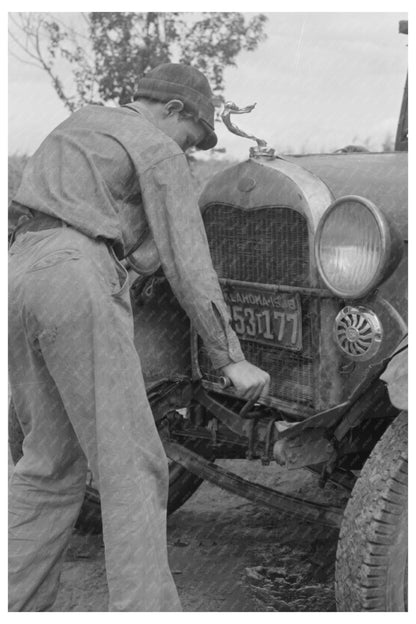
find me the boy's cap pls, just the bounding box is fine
[135,63,218,150]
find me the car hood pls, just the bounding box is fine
[287,152,408,240]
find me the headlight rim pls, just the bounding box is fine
[315,195,390,299]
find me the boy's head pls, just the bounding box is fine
[134,63,218,151]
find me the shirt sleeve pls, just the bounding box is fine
[139,152,245,370]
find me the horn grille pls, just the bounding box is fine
[334,306,382,360]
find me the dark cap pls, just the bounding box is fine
[134,63,218,150]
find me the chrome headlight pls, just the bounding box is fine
[315,196,403,299]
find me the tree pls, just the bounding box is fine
[9,12,267,112]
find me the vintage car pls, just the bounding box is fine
[9,20,408,613]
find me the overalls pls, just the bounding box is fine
[8,102,244,611]
[8,224,181,611]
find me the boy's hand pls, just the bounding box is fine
[220,360,270,401]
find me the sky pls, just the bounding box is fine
[8,11,408,159]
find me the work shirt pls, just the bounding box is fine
[9,102,245,370]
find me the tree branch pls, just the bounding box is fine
[9,48,44,69]
[31,20,75,111]
[9,28,35,58]
[45,12,91,42]
[9,12,268,112]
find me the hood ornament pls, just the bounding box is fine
[221,101,276,159]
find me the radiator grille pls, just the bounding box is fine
[200,204,316,407]
[203,205,309,285]
[199,296,316,406]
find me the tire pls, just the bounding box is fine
[335,411,408,611]
[166,438,213,515]
[8,400,211,533]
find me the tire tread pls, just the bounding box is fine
[335,412,407,611]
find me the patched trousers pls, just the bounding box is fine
[8,226,181,612]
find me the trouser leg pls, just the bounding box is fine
[41,266,181,611]
[8,319,87,611]
[9,229,181,611]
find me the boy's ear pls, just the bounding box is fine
[164,100,185,116]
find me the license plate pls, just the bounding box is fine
[222,285,302,351]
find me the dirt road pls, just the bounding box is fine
[51,460,347,612]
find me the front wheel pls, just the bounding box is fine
[335,411,408,611]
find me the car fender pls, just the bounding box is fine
[380,336,408,411]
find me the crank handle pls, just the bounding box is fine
[218,375,232,389]
[218,375,257,418]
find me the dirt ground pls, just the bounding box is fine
[50,460,348,612]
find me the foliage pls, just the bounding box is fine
[9,12,267,111]
[381,133,394,152]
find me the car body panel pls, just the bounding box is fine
[197,151,407,420]
[380,336,408,411]
[288,152,407,239]
[289,152,408,323]
[132,278,191,389]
